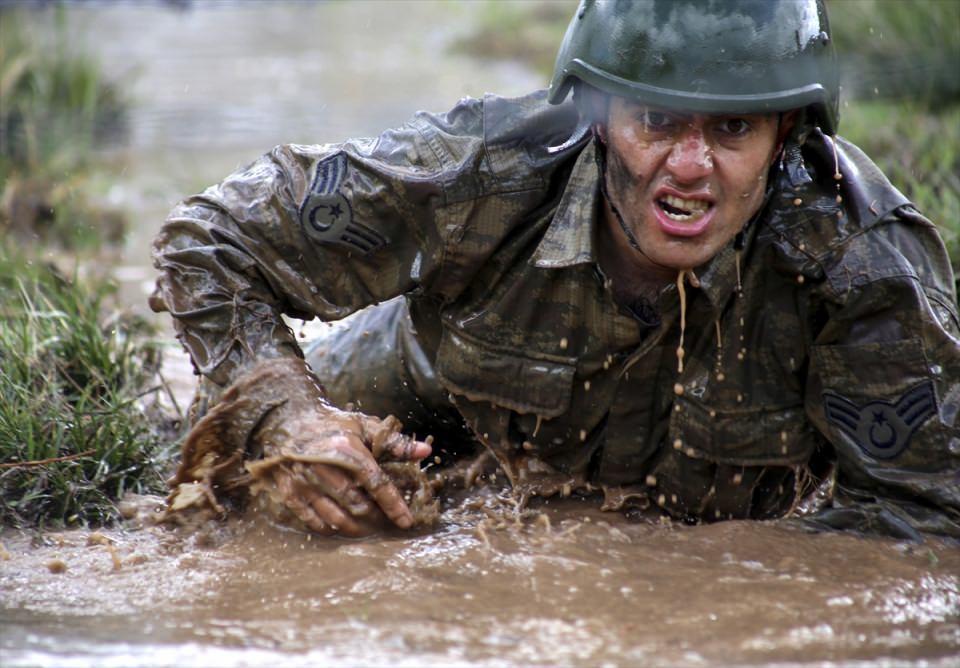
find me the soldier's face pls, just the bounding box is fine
[600,98,784,276]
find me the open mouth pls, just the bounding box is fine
[657,194,712,222]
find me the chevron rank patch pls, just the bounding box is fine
[299,152,387,255]
[823,381,937,459]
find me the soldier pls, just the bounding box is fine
[151,0,960,539]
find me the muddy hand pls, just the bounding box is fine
[264,410,431,536]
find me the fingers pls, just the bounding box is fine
[273,465,373,537]
[307,463,377,517]
[358,414,432,462]
[270,418,426,534]
[273,467,331,534]
[355,459,415,529]
[306,492,369,537]
[316,431,416,530]
[382,433,433,462]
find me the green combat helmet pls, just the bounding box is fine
[548,0,839,134]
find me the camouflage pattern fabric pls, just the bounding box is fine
[151,90,960,538]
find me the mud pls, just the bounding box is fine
[2,491,958,667]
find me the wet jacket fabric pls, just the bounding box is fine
[152,90,960,538]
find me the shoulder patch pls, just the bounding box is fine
[822,381,937,459]
[299,153,387,255]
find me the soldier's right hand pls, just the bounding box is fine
[255,403,432,536]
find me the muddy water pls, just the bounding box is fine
[2,494,959,667]
[2,2,959,666]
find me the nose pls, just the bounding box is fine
[666,129,714,182]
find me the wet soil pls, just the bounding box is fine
[2,491,958,667]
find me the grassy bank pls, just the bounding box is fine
[0,6,172,528]
[0,249,173,527]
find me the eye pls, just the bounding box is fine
[717,117,752,137]
[637,109,676,131]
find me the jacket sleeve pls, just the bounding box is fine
[803,208,960,539]
[151,100,488,388]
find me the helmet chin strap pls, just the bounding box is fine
[592,128,670,270]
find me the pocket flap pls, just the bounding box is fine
[810,338,929,397]
[671,397,816,466]
[436,326,575,418]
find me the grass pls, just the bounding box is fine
[0,247,173,528]
[0,6,166,528]
[829,0,960,107]
[0,4,128,250]
[841,102,960,274]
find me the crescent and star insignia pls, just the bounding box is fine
[298,152,387,255]
[822,380,937,459]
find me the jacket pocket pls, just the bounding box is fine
[670,396,817,467]
[435,324,575,418]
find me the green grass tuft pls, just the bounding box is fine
[0,247,173,528]
[0,4,129,250]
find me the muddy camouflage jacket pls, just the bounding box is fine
[152,90,960,538]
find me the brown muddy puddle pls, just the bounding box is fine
[2,491,958,668]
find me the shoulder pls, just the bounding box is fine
[762,132,956,312]
[409,89,582,191]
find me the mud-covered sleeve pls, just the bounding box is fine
[151,100,488,387]
[803,210,960,539]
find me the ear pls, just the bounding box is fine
[772,110,799,160]
[592,122,607,144]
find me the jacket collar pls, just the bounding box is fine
[530,140,600,269]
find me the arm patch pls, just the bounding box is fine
[299,153,387,255]
[822,381,937,459]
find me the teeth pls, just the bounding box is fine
[660,194,711,221]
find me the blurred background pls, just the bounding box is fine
[0,0,958,525]
[2,0,958,281]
